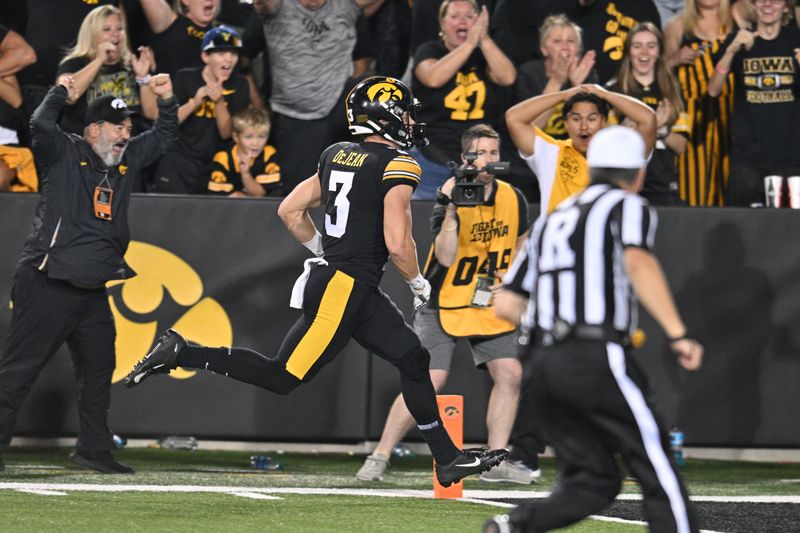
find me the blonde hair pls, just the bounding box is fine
[61,5,130,66]
[538,14,584,52]
[233,107,271,138]
[438,0,479,25]
[616,22,683,125]
[681,0,733,37]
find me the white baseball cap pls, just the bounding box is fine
[586,126,646,169]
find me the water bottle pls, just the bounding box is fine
[158,436,198,451]
[391,443,416,458]
[250,455,283,471]
[669,427,684,467]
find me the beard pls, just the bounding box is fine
[95,129,128,167]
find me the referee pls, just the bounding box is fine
[487,126,704,533]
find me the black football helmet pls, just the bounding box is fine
[346,76,428,149]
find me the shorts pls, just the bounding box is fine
[413,305,520,371]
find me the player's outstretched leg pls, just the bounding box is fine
[124,329,186,388]
[435,446,509,488]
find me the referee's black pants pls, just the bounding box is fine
[0,265,116,452]
[511,339,698,533]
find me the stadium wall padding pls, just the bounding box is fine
[1,193,798,447]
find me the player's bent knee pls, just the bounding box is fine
[395,346,430,381]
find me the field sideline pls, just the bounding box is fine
[1,447,799,532]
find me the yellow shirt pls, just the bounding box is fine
[521,127,590,213]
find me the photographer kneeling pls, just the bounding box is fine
[358,125,541,483]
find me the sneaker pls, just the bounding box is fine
[355,453,389,481]
[435,447,509,488]
[479,459,540,484]
[69,450,134,474]
[483,514,515,533]
[124,329,186,388]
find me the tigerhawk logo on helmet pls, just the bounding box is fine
[346,76,429,149]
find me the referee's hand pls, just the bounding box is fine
[671,338,703,371]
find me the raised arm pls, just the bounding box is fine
[30,77,77,166]
[708,29,753,97]
[0,75,22,108]
[583,84,657,156]
[138,0,178,34]
[476,7,515,86]
[414,7,486,89]
[505,87,579,157]
[0,29,36,77]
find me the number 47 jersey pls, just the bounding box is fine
[317,141,422,288]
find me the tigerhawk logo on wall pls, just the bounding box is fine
[106,241,232,383]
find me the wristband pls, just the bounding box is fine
[435,186,451,206]
[668,333,691,343]
[135,74,152,85]
[407,273,426,290]
[302,231,324,257]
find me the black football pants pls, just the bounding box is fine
[0,265,116,452]
[511,339,698,533]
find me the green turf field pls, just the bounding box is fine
[1,447,799,532]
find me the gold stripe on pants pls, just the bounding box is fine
[285,271,354,380]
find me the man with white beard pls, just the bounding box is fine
[0,73,178,474]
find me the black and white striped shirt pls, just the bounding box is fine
[505,183,658,338]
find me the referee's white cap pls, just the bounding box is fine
[586,126,646,169]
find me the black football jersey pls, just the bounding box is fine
[318,141,421,287]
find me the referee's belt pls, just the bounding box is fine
[533,321,630,347]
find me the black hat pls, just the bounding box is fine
[201,25,242,53]
[85,95,135,127]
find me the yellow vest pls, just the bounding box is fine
[433,180,520,338]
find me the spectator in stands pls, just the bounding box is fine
[708,0,800,206]
[151,25,249,194]
[497,14,597,202]
[250,0,383,193]
[568,0,662,85]
[411,0,516,199]
[505,84,656,213]
[17,0,120,121]
[139,0,220,79]
[357,124,539,485]
[0,23,36,192]
[56,5,156,135]
[207,106,281,197]
[515,15,597,141]
[607,22,689,205]
[664,0,735,206]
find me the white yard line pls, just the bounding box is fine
[14,489,68,496]
[0,483,798,505]
[230,492,282,500]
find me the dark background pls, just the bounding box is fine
[1,193,799,447]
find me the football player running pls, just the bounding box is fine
[125,76,508,486]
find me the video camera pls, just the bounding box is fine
[446,152,510,206]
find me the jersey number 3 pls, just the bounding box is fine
[325,170,354,238]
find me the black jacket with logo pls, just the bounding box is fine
[19,85,179,286]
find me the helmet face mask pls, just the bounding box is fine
[347,77,427,149]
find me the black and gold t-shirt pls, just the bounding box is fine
[569,0,661,84]
[318,141,421,287]
[208,144,282,195]
[728,25,800,167]
[412,39,498,164]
